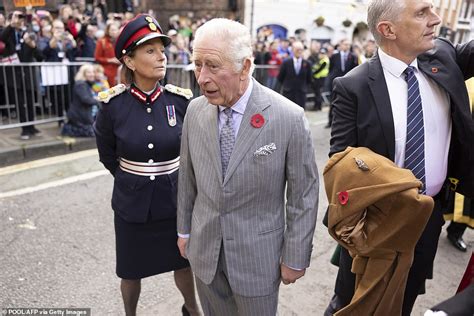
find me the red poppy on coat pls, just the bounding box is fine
[251,114,265,128]
[338,191,349,205]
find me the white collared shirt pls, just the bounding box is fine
[218,79,254,140]
[293,57,302,73]
[378,48,451,196]
[340,51,346,71]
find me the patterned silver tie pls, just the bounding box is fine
[220,107,235,177]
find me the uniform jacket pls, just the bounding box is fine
[330,38,474,199]
[177,79,319,297]
[324,146,434,316]
[94,84,189,223]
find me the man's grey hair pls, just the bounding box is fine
[193,18,255,75]
[367,0,406,44]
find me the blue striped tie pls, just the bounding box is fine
[404,66,426,194]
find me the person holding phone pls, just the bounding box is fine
[0,10,44,139]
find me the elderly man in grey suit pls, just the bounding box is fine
[177,18,319,315]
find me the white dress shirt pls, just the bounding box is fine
[340,51,347,72]
[293,57,302,74]
[378,48,452,197]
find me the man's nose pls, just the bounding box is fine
[197,68,210,86]
[429,9,441,26]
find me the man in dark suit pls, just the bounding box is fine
[277,41,312,108]
[324,0,474,315]
[325,38,358,128]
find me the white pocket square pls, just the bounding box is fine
[253,143,277,157]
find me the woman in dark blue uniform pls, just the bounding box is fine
[93,14,199,316]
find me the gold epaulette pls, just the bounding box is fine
[98,84,127,103]
[164,84,193,100]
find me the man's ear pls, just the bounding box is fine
[377,21,396,40]
[123,55,135,71]
[240,58,252,80]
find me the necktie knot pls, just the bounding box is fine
[404,66,416,81]
[223,107,232,119]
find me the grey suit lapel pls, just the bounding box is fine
[223,80,270,185]
[201,99,222,180]
[368,55,396,161]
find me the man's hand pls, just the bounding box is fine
[177,237,188,259]
[280,263,305,285]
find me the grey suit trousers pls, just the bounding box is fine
[195,245,279,316]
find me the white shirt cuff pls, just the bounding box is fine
[178,233,190,238]
[283,263,305,271]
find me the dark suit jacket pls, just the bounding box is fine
[329,51,358,77]
[277,57,312,107]
[327,51,358,90]
[330,38,474,199]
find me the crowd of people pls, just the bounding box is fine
[1,1,473,316]
[0,1,381,139]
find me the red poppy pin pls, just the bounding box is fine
[251,113,265,128]
[338,191,349,205]
[431,67,438,73]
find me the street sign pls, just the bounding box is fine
[13,0,46,7]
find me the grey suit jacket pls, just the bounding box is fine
[177,79,319,297]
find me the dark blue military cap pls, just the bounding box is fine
[114,14,171,60]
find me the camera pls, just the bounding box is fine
[28,32,37,41]
[17,13,25,19]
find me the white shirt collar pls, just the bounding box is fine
[218,78,253,115]
[378,47,419,78]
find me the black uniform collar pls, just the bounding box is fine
[130,83,162,104]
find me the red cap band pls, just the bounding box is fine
[123,26,162,51]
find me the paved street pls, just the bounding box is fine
[0,110,472,315]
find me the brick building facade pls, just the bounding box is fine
[2,0,245,33]
[136,0,245,31]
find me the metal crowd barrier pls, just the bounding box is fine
[0,62,85,130]
[0,63,281,130]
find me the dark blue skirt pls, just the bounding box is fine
[114,213,189,279]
